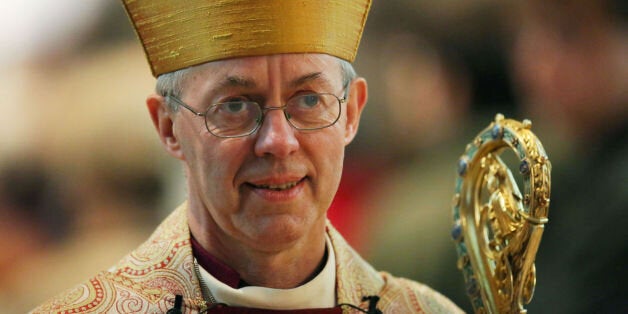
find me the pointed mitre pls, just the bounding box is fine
[121,0,372,77]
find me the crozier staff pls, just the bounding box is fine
[32,1,462,313]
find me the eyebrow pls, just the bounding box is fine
[290,72,328,88]
[217,76,257,90]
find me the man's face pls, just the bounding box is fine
[167,53,365,251]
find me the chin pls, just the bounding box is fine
[242,214,316,250]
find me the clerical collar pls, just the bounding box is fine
[190,234,243,288]
[192,234,337,310]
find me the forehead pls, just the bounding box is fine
[186,53,344,89]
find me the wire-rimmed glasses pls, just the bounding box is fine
[166,88,348,138]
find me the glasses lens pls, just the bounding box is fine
[205,101,261,137]
[285,94,340,130]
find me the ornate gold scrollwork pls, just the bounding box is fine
[451,114,551,313]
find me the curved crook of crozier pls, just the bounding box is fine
[451,114,551,314]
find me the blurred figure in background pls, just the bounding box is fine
[363,35,474,311]
[0,2,172,311]
[510,0,627,312]
[354,2,516,312]
[0,157,72,287]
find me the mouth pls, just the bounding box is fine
[246,177,307,191]
[251,181,299,191]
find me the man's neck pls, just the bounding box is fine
[219,240,327,289]
[186,202,328,289]
[191,234,330,289]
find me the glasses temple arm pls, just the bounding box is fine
[165,94,205,116]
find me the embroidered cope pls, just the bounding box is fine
[31,203,462,313]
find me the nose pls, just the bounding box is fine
[253,107,300,158]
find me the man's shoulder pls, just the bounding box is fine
[30,250,201,313]
[326,223,463,313]
[30,271,135,313]
[30,204,200,313]
[377,271,464,313]
[30,266,201,313]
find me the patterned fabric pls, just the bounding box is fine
[31,203,462,313]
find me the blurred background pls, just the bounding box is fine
[1,1,625,313]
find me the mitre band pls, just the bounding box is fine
[121,0,372,77]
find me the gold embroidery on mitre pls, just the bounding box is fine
[121,0,372,77]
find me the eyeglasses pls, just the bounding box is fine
[166,86,348,138]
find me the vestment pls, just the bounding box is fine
[31,203,462,313]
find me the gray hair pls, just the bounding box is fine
[156,56,356,112]
[155,67,192,111]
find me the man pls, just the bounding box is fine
[32,1,462,313]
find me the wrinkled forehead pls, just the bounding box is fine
[184,53,345,90]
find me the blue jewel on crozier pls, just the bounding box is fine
[451,221,463,241]
[466,277,480,296]
[491,124,504,140]
[519,159,530,176]
[458,157,468,176]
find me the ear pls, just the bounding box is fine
[146,94,185,160]
[343,77,368,145]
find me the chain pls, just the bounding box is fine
[193,258,218,305]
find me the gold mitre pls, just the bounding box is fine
[121,0,372,77]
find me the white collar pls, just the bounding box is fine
[196,235,336,309]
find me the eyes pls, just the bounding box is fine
[217,92,323,110]
[223,101,247,113]
[295,94,321,108]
